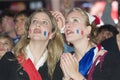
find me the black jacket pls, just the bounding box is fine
[0,52,63,80]
[101,36,120,54]
[92,52,120,80]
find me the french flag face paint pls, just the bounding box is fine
[81,30,84,35]
[43,31,50,38]
[75,29,84,35]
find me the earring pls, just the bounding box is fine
[87,34,90,40]
[67,42,70,45]
[27,35,30,39]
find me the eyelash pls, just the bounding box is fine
[73,19,79,22]
[31,20,48,25]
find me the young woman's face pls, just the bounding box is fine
[15,15,27,36]
[65,10,88,43]
[0,38,12,57]
[29,12,52,41]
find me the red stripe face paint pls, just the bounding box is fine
[48,32,50,37]
[81,30,84,35]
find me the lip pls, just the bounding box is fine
[65,29,74,36]
[33,29,41,34]
[0,48,5,51]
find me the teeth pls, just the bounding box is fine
[33,29,41,33]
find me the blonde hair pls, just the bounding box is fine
[15,8,64,79]
[67,8,98,44]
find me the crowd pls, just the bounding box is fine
[0,0,120,80]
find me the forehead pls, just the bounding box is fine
[16,14,27,19]
[67,11,82,18]
[2,16,13,20]
[16,15,27,20]
[67,10,86,22]
[32,12,50,20]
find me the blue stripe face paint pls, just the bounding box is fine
[76,29,80,34]
[44,31,47,37]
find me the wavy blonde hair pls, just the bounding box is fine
[15,8,64,79]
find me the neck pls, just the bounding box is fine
[28,40,48,65]
[73,40,94,61]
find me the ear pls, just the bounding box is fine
[86,26,91,35]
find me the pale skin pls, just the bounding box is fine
[28,12,53,66]
[0,38,13,58]
[15,15,27,36]
[60,10,107,80]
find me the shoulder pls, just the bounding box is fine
[0,51,16,62]
[0,52,23,80]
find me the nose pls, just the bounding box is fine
[0,43,4,46]
[65,22,71,29]
[35,21,43,28]
[36,22,41,27]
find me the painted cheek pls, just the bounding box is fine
[81,30,84,35]
[75,29,84,35]
[48,32,50,37]
[43,31,49,37]
[76,29,80,34]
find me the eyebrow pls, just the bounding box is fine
[71,17,80,19]
[32,17,51,23]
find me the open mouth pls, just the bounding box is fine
[33,29,41,34]
[65,29,74,35]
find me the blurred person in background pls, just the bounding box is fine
[101,0,120,55]
[1,9,18,44]
[14,10,33,43]
[96,24,119,44]
[0,34,14,59]
[101,23,120,55]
